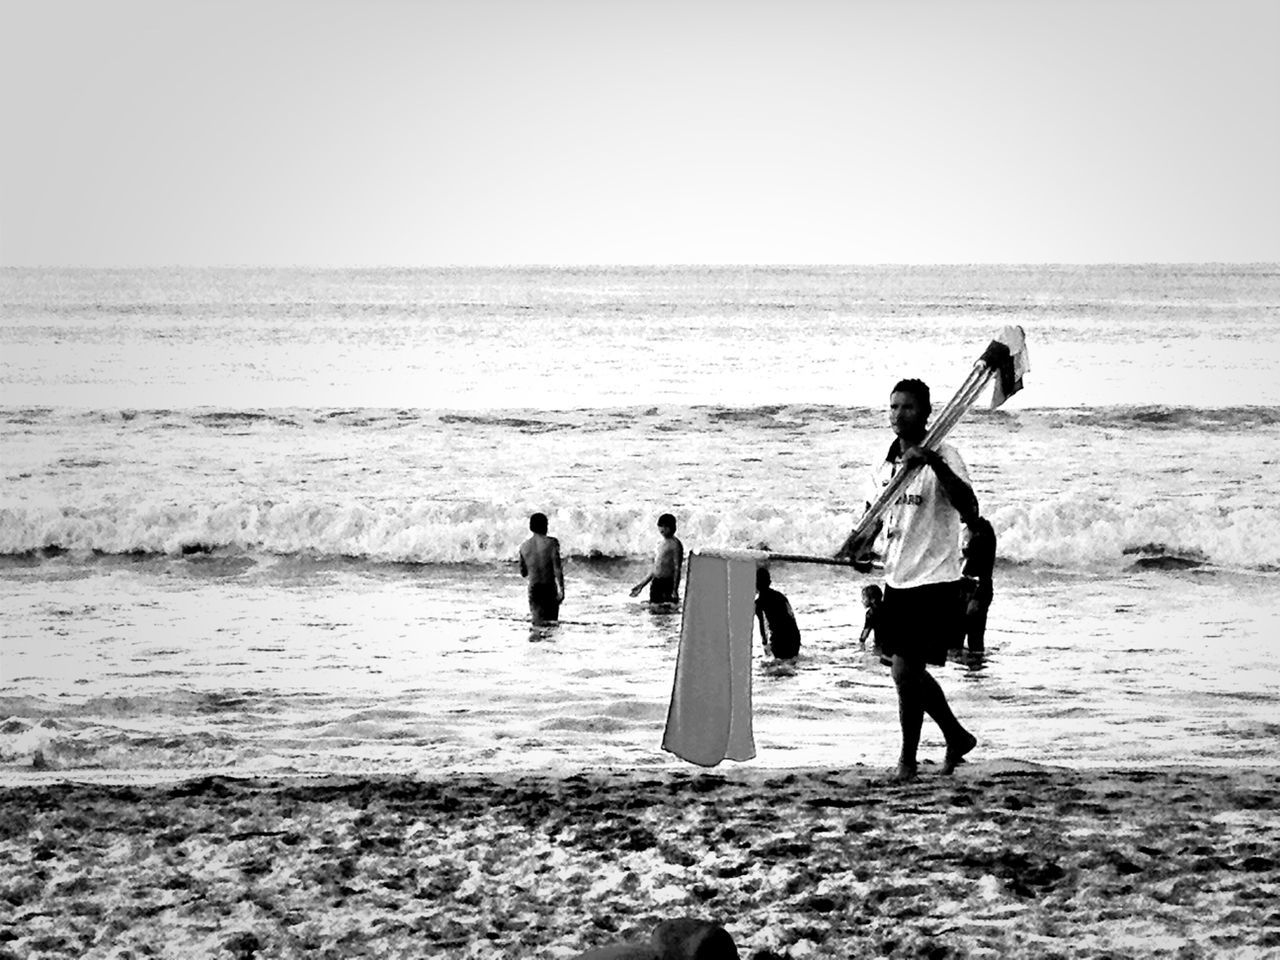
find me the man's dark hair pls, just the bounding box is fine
[658,513,677,530]
[529,512,548,534]
[756,566,771,589]
[891,378,932,417]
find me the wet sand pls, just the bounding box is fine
[2,763,1279,959]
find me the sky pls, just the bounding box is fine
[1,0,1277,267]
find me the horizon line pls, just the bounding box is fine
[4,261,1278,271]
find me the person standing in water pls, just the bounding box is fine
[519,512,564,625]
[755,566,801,660]
[630,513,684,604]
[960,515,996,652]
[857,583,883,648]
[837,378,979,782]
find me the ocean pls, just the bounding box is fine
[2,264,1278,783]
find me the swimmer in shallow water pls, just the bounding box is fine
[519,512,564,626]
[630,512,684,604]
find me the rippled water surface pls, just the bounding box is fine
[2,265,1278,781]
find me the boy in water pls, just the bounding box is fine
[519,512,564,625]
[960,516,996,652]
[630,513,684,604]
[858,583,893,666]
[858,584,883,646]
[755,566,801,660]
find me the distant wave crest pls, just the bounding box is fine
[2,491,1277,572]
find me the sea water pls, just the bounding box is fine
[2,265,1278,783]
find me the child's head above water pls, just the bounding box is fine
[861,584,883,606]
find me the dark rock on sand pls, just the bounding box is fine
[651,918,737,958]
[1242,855,1277,872]
[224,931,262,959]
[574,917,737,960]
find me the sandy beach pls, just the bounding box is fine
[2,763,1278,959]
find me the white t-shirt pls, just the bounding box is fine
[865,439,970,590]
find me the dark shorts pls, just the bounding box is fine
[649,576,677,604]
[529,584,560,624]
[769,628,801,660]
[878,580,966,666]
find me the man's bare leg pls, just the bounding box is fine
[895,656,977,777]
[915,669,977,773]
[891,655,925,781]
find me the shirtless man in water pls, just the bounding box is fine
[630,513,684,604]
[519,512,564,625]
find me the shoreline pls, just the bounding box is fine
[2,754,1276,786]
[4,763,1279,958]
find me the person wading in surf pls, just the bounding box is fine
[755,565,801,660]
[960,515,997,652]
[519,512,564,625]
[837,378,979,782]
[630,513,684,605]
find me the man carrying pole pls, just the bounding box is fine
[837,378,979,782]
[664,327,1026,771]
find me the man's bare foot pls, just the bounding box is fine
[942,731,978,774]
[891,761,918,783]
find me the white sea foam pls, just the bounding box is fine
[3,397,1278,570]
[4,484,1277,570]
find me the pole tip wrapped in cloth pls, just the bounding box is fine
[845,325,1030,545]
[661,550,759,766]
[979,324,1031,409]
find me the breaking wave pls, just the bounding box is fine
[3,491,1277,572]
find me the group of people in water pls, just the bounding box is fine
[518,377,997,782]
[516,511,687,623]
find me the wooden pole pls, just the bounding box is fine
[759,552,861,567]
[844,359,997,542]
